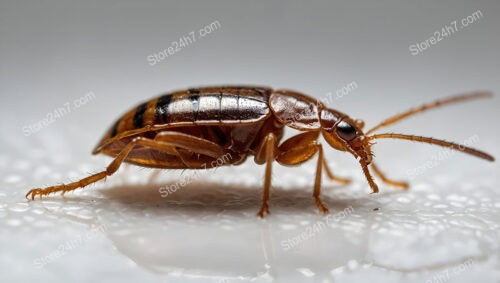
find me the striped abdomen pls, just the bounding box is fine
[107,86,272,139]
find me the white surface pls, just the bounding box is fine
[1,124,499,283]
[1,1,500,282]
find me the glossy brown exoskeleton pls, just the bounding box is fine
[26,86,495,217]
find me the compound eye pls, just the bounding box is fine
[336,121,357,141]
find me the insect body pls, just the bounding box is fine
[26,86,495,217]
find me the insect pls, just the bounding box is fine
[26,86,495,217]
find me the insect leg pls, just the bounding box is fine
[275,132,330,214]
[26,137,143,200]
[154,131,232,168]
[254,133,278,218]
[371,162,409,189]
[322,159,351,185]
[312,144,330,214]
[25,137,201,200]
[154,131,225,159]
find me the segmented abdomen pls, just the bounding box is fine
[108,86,272,138]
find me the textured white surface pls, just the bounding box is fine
[1,125,499,283]
[2,1,500,282]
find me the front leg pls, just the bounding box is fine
[275,131,330,214]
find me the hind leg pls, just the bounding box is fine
[26,135,227,200]
[26,137,174,200]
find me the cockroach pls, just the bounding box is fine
[26,86,495,217]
